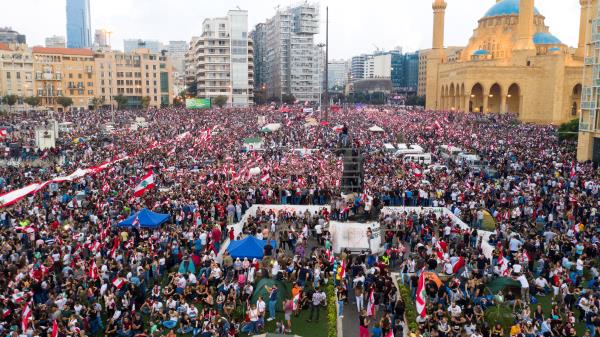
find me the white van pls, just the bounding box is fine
[395,144,424,156]
[383,143,396,153]
[403,153,432,165]
[438,145,463,160]
[456,153,483,172]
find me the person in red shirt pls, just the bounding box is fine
[211,226,222,252]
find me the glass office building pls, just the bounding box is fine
[66,0,92,48]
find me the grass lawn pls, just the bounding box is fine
[253,309,329,337]
[484,294,587,336]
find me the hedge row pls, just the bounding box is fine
[397,283,418,332]
[325,282,337,337]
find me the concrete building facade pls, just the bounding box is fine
[190,10,254,106]
[0,43,34,98]
[32,47,96,111]
[578,0,600,162]
[45,36,66,48]
[94,49,173,109]
[328,60,349,90]
[124,39,162,54]
[254,3,321,102]
[0,28,26,44]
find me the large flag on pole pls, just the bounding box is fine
[416,272,427,318]
[133,171,155,197]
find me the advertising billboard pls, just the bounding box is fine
[186,98,211,109]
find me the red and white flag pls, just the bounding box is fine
[112,277,125,289]
[51,320,58,337]
[385,330,394,337]
[497,250,510,276]
[292,291,301,311]
[21,301,32,332]
[452,256,465,274]
[89,260,99,280]
[366,289,375,316]
[260,173,270,183]
[133,171,155,197]
[416,272,427,318]
[12,292,27,304]
[0,128,8,139]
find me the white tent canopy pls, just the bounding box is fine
[369,125,384,132]
[260,123,281,132]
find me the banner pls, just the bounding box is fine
[186,98,211,109]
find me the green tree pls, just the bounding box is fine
[282,94,296,105]
[113,95,128,110]
[56,96,74,110]
[406,95,426,107]
[213,95,228,108]
[141,96,151,109]
[23,96,41,108]
[90,97,105,110]
[557,118,579,141]
[2,95,18,109]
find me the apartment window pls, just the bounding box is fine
[87,82,93,87]
[70,89,74,95]
[69,73,73,79]
[78,89,84,95]
[16,72,20,80]
[6,73,10,79]
[37,89,43,96]
[154,96,158,101]
[78,74,82,79]
[102,88,105,94]
[88,90,93,95]
[153,65,156,70]
[87,73,92,79]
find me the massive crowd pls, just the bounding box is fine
[0,104,597,337]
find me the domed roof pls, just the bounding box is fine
[484,0,540,18]
[472,49,490,56]
[533,32,561,45]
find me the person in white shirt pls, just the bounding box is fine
[516,274,530,304]
[534,276,549,295]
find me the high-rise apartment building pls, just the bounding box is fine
[94,29,111,50]
[328,60,348,90]
[188,10,254,106]
[0,28,26,44]
[166,41,188,73]
[351,55,367,82]
[94,49,173,108]
[124,39,162,54]
[66,0,92,48]
[45,35,66,48]
[250,23,267,93]
[253,3,321,102]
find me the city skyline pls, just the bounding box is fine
[2,0,582,59]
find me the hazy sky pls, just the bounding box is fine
[2,0,583,59]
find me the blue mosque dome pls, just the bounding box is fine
[533,32,562,45]
[472,49,490,56]
[484,0,540,18]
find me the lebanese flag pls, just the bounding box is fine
[89,241,102,253]
[366,289,375,316]
[51,320,58,337]
[134,171,155,197]
[497,250,510,276]
[452,256,465,274]
[325,249,334,263]
[21,301,32,332]
[416,272,427,318]
[89,260,99,280]
[385,330,394,337]
[435,240,447,260]
[102,181,110,194]
[12,292,28,304]
[0,128,8,139]
[410,163,423,178]
[260,173,270,183]
[112,277,126,289]
[569,163,576,179]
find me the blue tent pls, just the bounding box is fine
[227,236,276,260]
[117,208,170,229]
